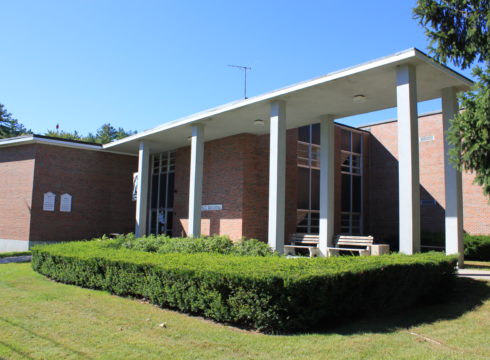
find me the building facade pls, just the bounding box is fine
[0,136,137,251]
[1,49,487,264]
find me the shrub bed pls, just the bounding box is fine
[32,240,456,333]
[106,233,275,257]
[464,234,490,261]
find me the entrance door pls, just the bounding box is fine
[148,151,175,236]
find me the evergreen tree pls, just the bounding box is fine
[414,0,490,197]
[0,103,31,138]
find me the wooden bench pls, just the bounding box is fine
[284,234,320,257]
[327,235,374,256]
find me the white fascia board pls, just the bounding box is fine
[0,135,35,146]
[104,48,422,150]
[413,49,474,87]
[104,48,473,150]
[0,135,138,156]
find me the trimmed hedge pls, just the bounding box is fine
[32,240,457,333]
[464,234,490,261]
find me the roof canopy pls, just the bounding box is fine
[104,48,472,155]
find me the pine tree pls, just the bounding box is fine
[414,0,490,196]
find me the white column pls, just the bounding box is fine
[268,100,286,253]
[442,87,464,267]
[188,124,204,237]
[135,141,150,237]
[396,64,421,254]
[319,115,335,256]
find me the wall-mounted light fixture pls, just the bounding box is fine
[254,119,265,126]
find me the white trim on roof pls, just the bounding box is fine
[0,135,137,156]
[103,48,473,150]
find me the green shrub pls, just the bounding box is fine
[231,238,275,257]
[32,240,456,333]
[108,234,275,257]
[464,234,490,261]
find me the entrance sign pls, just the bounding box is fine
[60,193,72,212]
[43,192,56,211]
[201,204,222,211]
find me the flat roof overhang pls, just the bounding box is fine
[104,48,472,154]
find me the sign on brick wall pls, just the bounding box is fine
[43,192,56,211]
[201,204,223,211]
[60,193,72,212]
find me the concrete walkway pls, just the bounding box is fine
[457,268,490,281]
[0,255,32,264]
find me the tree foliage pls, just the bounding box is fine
[0,103,31,138]
[45,123,136,144]
[414,0,490,196]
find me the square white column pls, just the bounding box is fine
[268,100,286,253]
[442,87,464,267]
[396,64,421,254]
[135,141,150,238]
[188,124,204,237]
[319,115,335,256]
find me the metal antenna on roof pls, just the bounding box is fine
[228,64,252,99]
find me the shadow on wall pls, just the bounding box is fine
[367,136,457,251]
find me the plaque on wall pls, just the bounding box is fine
[201,204,223,211]
[43,192,56,212]
[60,193,72,212]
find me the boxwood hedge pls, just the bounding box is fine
[32,240,457,333]
[464,234,490,261]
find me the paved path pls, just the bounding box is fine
[0,255,32,264]
[457,268,490,281]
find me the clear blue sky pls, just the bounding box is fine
[0,0,472,135]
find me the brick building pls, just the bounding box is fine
[0,135,137,251]
[1,49,488,262]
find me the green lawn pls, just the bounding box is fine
[0,251,31,259]
[0,263,489,360]
[465,260,490,270]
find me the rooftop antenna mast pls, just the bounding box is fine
[228,64,252,99]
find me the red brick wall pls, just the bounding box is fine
[173,134,250,240]
[0,145,36,242]
[29,144,137,242]
[173,130,299,243]
[363,112,490,240]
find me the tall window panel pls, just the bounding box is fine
[296,124,320,234]
[148,151,176,236]
[340,130,363,235]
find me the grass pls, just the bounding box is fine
[0,251,31,259]
[465,260,490,270]
[0,264,489,359]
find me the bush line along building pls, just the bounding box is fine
[1,49,489,264]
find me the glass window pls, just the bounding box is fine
[311,124,320,145]
[311,169,320,210]
[297,167,310,209]
[151,174,159,208]
[341,130,351,151]
[352,176,361,212]
[298,126,310,143]
[352,133,362,154]
[341,174,351,212]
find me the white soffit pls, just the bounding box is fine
[104,48,472,154]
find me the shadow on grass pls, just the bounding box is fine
[327,277,490,336]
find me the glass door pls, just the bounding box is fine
[148,151,175,236]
